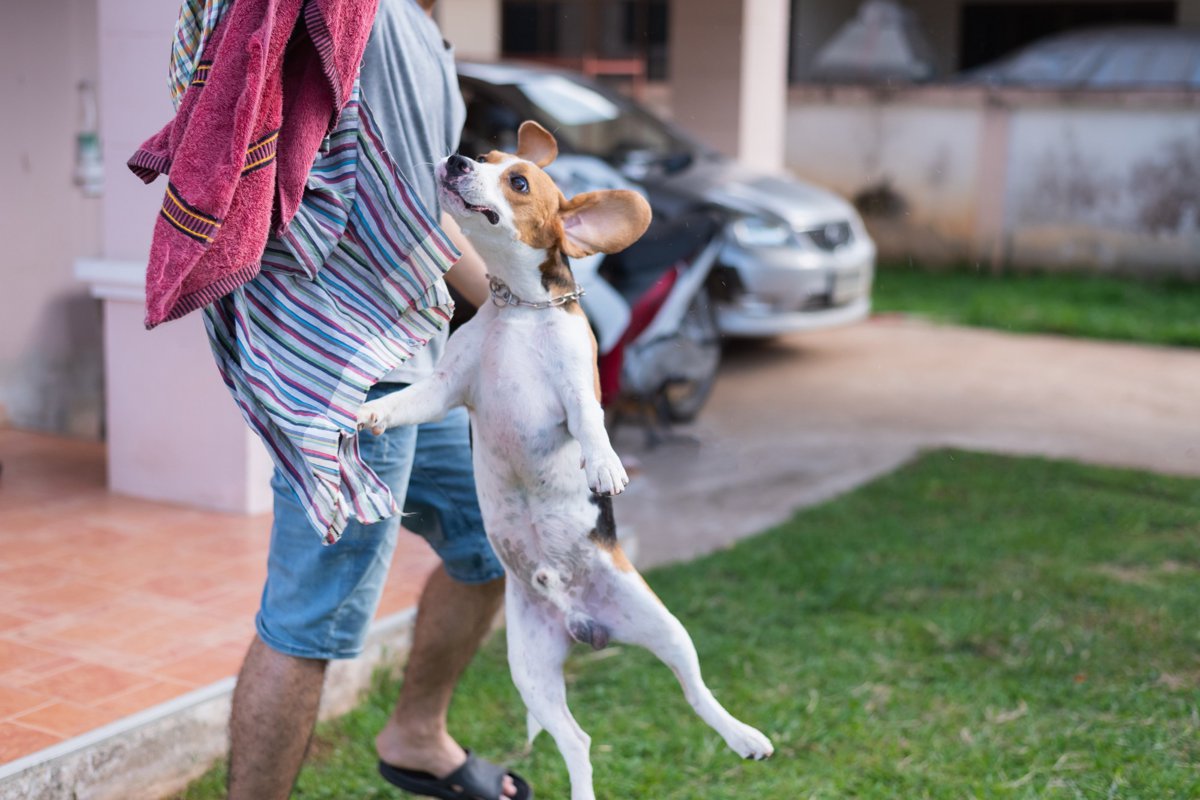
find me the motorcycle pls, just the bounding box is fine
[547,156,724,439]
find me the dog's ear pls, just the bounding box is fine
[558,190,652,258]
[516,121,558,167]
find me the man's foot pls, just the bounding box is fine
[376,727,519,798]
[378,751,530,800]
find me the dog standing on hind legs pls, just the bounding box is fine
[359,121,773,799]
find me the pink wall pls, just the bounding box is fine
[0,0,187,439]
[0,0,104,437]
[88,0,275,511]
[96,0,177,262]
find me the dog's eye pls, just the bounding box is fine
[475,155,487,163]
[509,174,529,194]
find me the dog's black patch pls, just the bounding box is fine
[539,250,575,294]
[587,493,617,548]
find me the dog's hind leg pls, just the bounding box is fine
[506,583,597,800]
[600,570,774,761]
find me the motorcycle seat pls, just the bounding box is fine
[600,211,719,302]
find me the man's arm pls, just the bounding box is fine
[441,212,490,308]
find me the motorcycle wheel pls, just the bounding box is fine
[658,287,722,423]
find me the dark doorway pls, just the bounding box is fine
[501,0,668,78]
[501,1,562,55]
[960,2,1177,70]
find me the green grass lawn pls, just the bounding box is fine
[872,263,1200,348]
[179,451,1200,799]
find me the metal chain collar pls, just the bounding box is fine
[487,274,585,309]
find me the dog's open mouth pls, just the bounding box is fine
[444,183,499,225]
[471,204,500,225]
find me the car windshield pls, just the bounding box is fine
[510,74,700,168]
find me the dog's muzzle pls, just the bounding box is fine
[442,156,499,225]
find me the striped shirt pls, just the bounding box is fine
[168,0,229,109]
[171,5,457,543]
[204,88,457,544]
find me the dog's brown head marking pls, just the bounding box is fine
[440,121,651,310]
[471,122,651,266]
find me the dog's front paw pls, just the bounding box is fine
[356,399,393,435]
[722,721,774,761]
[582,450,629,496]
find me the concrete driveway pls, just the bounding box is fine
[614,317,1200,568]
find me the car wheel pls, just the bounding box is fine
[658,287,722,423]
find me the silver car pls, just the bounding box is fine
[457,61,875,338]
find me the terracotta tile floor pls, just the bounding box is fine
[0,428,440,764]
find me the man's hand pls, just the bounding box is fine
[440,212,490,307]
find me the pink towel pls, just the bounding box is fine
[129,0,379,329]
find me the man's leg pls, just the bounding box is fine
[228,383,419,798]
[375,406,516,795]
[227,638,327,800]
[375,566,503,775]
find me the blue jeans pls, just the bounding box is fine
[256,383,504,660]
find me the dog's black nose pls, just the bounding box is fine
[446,153,473,176]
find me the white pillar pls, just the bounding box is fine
[669,0,791,173]
[438,0,502,61]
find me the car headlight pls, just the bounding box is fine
[801,221,854,251]
[731,216,795,248]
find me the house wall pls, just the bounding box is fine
[438,0,502,60]
[787,87,984,263]
[96,0,176,262]
[786,84,1200,274]
[0,0,104,437]
[1005,103,1200,274]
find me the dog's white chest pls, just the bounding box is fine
[468,311,590,471]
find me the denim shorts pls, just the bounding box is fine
[256,383,505,660]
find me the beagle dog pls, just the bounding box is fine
[358,121,773,800]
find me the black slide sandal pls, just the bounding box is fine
[378,750,532,800]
